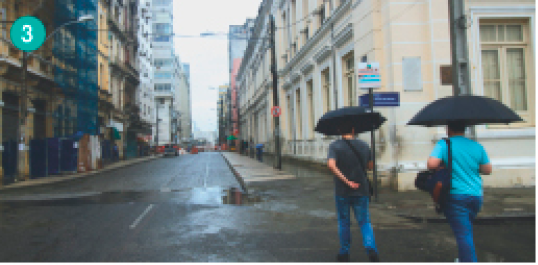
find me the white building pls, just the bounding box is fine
[237,0,535,190]
[151,0,175,145]
[173,58,193,144]
[137,0,155,138]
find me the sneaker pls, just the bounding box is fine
[336,253,350,262]
[367,249,380,262]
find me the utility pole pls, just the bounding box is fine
[270,15,281,170]
[368,88,378,202]
[16,51,29,181]
[449,0,476,140]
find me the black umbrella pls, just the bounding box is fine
[315,106,387,135]
[407,95,523,127]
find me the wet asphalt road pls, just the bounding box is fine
[0,153,534,262]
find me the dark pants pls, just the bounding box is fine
[335,196,378,255]
[443,194,483,262]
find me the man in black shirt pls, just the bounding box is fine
[327,127,379,262]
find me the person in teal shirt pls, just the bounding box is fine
[427,121,492,262]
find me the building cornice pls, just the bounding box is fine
[279,0,351,76]
[333,23,353,48]
[291,72,301,84]
[300,60,314,74]
[313,45,332,64]
[282,79,292,90]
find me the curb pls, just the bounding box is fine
[0,155,162,192]
[220,152,249,194]
[398,213,535,224]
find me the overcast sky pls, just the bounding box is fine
[173,0,262,133]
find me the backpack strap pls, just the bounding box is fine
[343,139,367,175]
[444,138,452,178]
[438,137,453,211]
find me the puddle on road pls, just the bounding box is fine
[0,187,263,208]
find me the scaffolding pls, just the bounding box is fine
[53,0,98,137]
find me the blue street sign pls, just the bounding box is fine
[359,92,400,107]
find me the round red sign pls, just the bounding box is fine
[271,106,282,117]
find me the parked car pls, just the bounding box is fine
[164,144,179,156]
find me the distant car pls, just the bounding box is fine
[164,144,179,156]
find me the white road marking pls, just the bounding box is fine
[129,204,154,230]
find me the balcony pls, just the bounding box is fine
[109,55,138,81]
[98,86,114,110]
[126,16,139,47]
[107,12,126,40]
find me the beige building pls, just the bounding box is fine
[237,0,535,190]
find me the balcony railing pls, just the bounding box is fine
[107,12,126,40]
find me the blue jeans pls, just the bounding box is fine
[335,196,378,255]
[443,194,483,262]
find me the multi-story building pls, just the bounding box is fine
[217,85,229,145]
[237,0,272,149]
[98,0,113,148]
[135,0,155,144]
[0,0,150,182]
[228,19,255,149]
[237,0,535,190]
[229,20,255,75]
[151,0,175,146]
[182,63,192,142]
[0,0,102,181]
[230,58,242,147]
[174,60,192,145]
[0,0,59,181]
[105,0,142,159]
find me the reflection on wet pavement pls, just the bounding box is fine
[0,187,263,209]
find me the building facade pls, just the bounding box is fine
[105,0,142,160]
[230,58,242,147]
[136,0,155,144]
[174,60,192,145]
[237,0,535,190]
[151,0,175,146]
[228,20,255,149]
[218,85,229,145]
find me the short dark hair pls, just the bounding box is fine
[447,121,466,133]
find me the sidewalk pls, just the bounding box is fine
[0,155,162,191]
[221,152,295,193]
[221,152,535,222]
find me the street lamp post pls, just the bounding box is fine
[17,15,94,181]
[269,16,281,170]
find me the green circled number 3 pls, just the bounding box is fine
[22,25,33,43]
